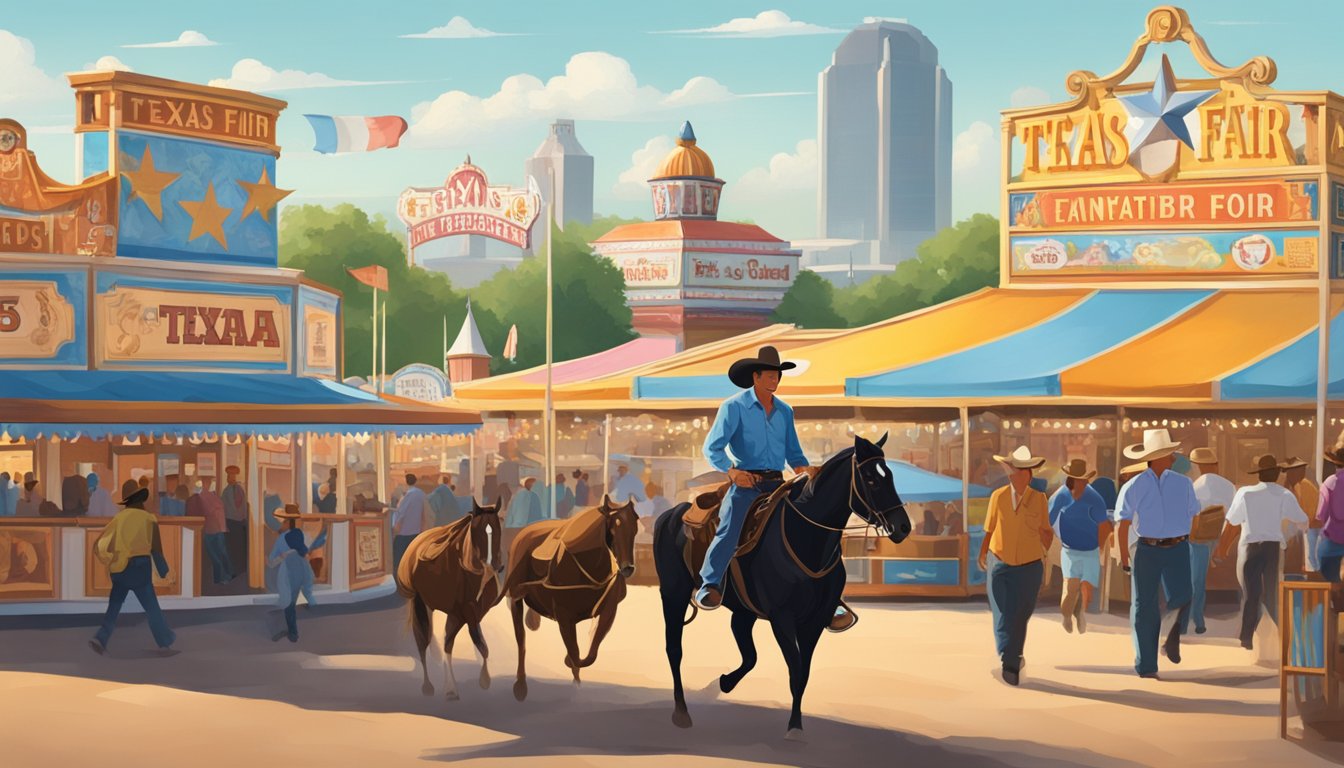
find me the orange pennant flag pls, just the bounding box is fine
[347,265,388,292]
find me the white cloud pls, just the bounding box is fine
[657,10,843,37]
[401,16,523,39]
[209,59,409,92]
[84,55,133,72]
[407,52,740,148]
[736,139,817,193]
[1010,86,1048,108]
[123,30,219,49]
[732,139,819,236]
[613,136,675,199]
[953,121,994,173]
[0,30,60,105]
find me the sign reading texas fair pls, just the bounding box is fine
[397,159,542,250]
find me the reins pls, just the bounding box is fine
[515,532,622,620]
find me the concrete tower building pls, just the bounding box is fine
[524,119,594,252]
[817,18,951,268]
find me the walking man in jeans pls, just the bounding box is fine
[1214,454,1308,651]
[1117,429,1199,679]
[89,487,176,656]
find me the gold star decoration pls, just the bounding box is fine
[236,167,293,223]
[121,146,180,221]
[178,182,232,250]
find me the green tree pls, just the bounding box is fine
[770,269,845,328]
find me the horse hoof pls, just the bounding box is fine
[421,683,434,696]
[672,709,693,729]
[445,690,460,702]
[479,668,491,690]
[719,674,734,694]
[785,728,806,743]
[513,680,528,702]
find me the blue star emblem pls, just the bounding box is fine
[1119,54,1217,151]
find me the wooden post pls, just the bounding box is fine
[246,435,262,589]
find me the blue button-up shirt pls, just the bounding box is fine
[703,388,808,473]
[1116,468,1200,539]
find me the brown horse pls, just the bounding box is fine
[394,498,504,701]
[503,494,638,701]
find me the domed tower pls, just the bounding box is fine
[592,122,800,350]
[648,122,724,221]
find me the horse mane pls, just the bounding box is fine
[795,446,856,505]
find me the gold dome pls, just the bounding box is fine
[653,121,716,179]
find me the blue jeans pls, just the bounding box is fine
[1131,542,1191,675]
[204,532,234,583]
[1178,541,1212,633]
[1318,533,1344,581]
[699,477,782,592]
[95,556,176,649]
[987,556,1043,671]
[1307,529,1322,573]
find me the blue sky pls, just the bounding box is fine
[5,1,1342,241]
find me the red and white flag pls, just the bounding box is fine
[503,324,518,361]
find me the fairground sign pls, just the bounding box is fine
[397,159,542,250]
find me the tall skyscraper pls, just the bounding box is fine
[524,119,594,251]
[818,19,951,265]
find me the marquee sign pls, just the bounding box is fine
[0,279,77,360]
[686,252,796,289]
[397,160,542,250]
[1011,229,1318,277]
[1010,179,1318,231]
[390,363,450,402]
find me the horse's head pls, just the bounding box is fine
[853,432,911,544]
[464,497,505,574]
[599,493,639,579]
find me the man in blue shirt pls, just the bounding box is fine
[1117,429,1200,679]
[696,346,820,611]
[1048,459,1111,635]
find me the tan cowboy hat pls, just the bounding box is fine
[1279,455,1308,470]
[1061,458,1096,481]
[1123,428,1181,462]
[275,503,301,519]
[1188,447,1218,465]
[1247,454,1281,475]
[1120,462,1148,477]
[728,345,796,389]
[993,445,1045,470]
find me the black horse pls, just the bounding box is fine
[652,433,911,740]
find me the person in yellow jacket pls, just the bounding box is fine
[89,487,176,656]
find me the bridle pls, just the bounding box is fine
[780,451,906,579]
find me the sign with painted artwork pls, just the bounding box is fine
[390,363,450,402]
[610,252,681,288]
[1010,230,1319,277]
[95,274,290,369]
[0,270,87,367]
[298,286,339,378]
[685,252,797,289]
[397,160,541,250]
[1010,179,1318,231]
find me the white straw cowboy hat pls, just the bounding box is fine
[1123,428,1181,462]
[728,345,796,389]
[993,445,1045,470]
[1188,447,1218,465]
[1061,458,1096,481]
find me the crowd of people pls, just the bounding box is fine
[980,427,1327,687]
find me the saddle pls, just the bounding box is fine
[681,478,800,577]
[530,511,613,586]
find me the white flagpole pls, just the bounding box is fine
[381,302,387,394]
[545,169,556,519]
[442,315,448,372]
[371,286,378,385]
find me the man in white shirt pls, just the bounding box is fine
[1183,447,1235,636]
[1215,454,1308,651]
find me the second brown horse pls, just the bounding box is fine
[503,494,638,701]
[394,498,504,701]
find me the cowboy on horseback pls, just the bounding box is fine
[694,345,855,633]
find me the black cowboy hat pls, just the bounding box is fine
[728,345,796,389]
[120,487,150,507]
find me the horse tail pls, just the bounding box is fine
[682,601,698,626]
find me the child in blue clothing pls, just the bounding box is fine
[268,504,327,642]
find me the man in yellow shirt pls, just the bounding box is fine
[89,487,176,656]
[977,446,1054,686]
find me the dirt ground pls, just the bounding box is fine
[0,587,1340,767]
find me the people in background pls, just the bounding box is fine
[0,472,11,516]
[554,473,575,519]
[1184,447,1236,636]
[977,446,1053,687]
[611,464,647,504]
[391,473,431,570]
[88,473,115,518]
[1318,443,1344,582]
[646,482,673,517]
[573,469,590,507]
[1281,456,1320,574]
[1048,459,1111,635]
[428,474,463,526]
[17,473,45,516]
[263,492,285,532]
[89,487,175,656]
[62,472,90,516]
[505,477,543,528]
[200,480,234,584]
[941,503,965,536]
[314,482,337,514]
[1117,429,1199,678]
[1215,454,1308,652]
[222,466,248,575]
[269,504,327,643]
[159,484,188,517]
